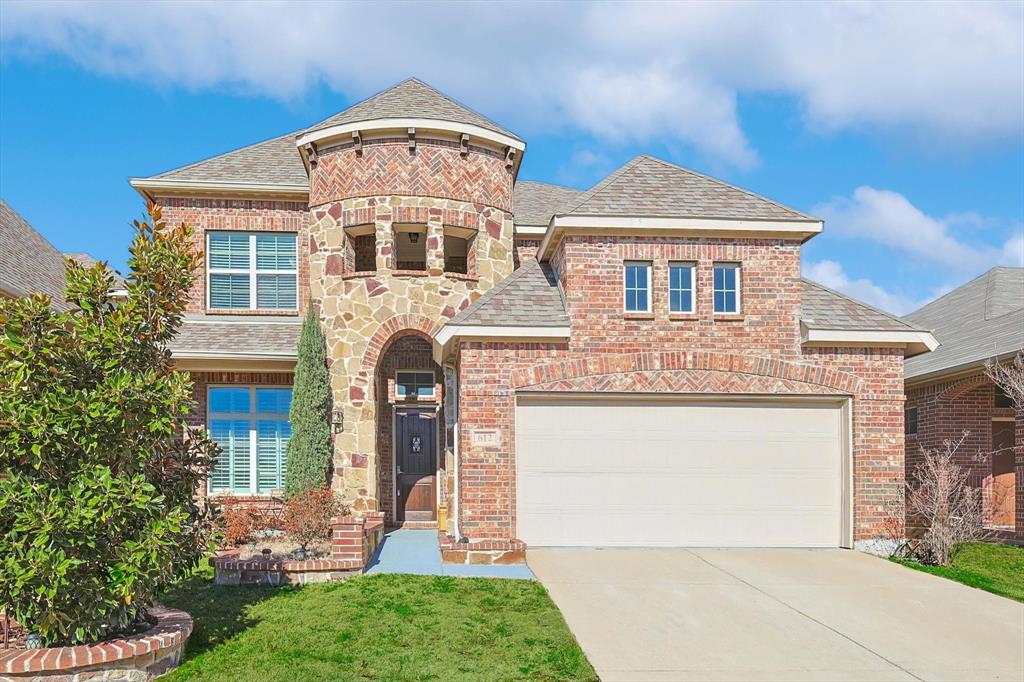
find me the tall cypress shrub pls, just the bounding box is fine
[284,304,333,497]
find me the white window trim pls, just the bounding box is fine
[207,232,298,311]
[668,261,697,314]
[395,370,436,400]
[623,261,652,313]
[712,262,742,315]
[207,385,291,496]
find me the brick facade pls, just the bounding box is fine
[906,373,1023,540]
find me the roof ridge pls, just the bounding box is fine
[448,259,542,324]
[562,155,648,215]
[801,276,921,331]
[516,179,584,192]
[153,131,304,182]
[905,267,1000,320]
[640,155,818,222]
[0,199,65,259]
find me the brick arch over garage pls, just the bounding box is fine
[348,314,442,408]
[938,374,990,401]
[511,351,863,395]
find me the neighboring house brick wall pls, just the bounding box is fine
[554,236,803,356]
[157,197,311,316]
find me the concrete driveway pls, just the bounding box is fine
[529,548,1024,682]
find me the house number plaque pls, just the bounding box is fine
[469,428,502,448]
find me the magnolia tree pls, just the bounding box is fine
[0,205,217,645]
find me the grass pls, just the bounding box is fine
[892,542,1024,602]
[157,565,596,681]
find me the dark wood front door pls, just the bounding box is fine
[396,409,437,522]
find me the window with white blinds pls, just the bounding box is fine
[207,232,297,310]
[208,386,292,494]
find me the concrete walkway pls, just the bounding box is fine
[530,548,1024,682]
[364,528,534,579]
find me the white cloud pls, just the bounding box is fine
[2,0,1021,167]
[814,186,1024,273]
[802,260,924,315]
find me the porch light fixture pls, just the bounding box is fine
[409,232,420,244]
[332,407,345,434]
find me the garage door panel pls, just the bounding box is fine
[516,398,845,548]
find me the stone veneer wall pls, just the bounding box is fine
[157,197,311,316]
[906,373,1023,540]
[308,137,515,514]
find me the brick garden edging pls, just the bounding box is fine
[212,513,386,585]
[438,532,526,565]
[0,607,191,681]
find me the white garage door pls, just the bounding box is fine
[515,397,848,548]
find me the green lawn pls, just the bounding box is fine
[158,567,596,681]
[893,542,1024,602]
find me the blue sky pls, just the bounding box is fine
[1,1,1022,314]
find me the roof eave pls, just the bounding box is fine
[800,324,939,357]
[905,349,1023,387]
[431,324,570,364]
[129,178,309,200]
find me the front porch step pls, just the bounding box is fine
[389,520,438,530]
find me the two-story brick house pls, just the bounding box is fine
[129,78,937,560]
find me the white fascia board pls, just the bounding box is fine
[296,118,526,152]
[537,215,823,260]
[513,225,547,236]
[129,177,309,197]
[171,349,298,361]
[432,325,570,363]
[801,327,940,354]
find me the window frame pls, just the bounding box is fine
[206,231,298,311]
[712,262,742,315]
[623,261,652,313]
[905,406,919,436]
[668,261,697,314]
[207,385,292,495]
[395,370,436,401]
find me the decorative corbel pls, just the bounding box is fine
[408,127,416,153]
[303,142,319,169]
[460,133,470,157]
[352,130,362,155]
[504,147,516,169]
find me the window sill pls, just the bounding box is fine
[341,271,379,280]
[443,271,480,282]
[623,312,655,320]
[713,314,745,321]
[205,308,299,317]
[392,269,430,277]
[668,313,699,321]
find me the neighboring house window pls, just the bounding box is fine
[713,263,740,314]
[669,262,696,313]
[995,386,1014,409]
[905,407,918,436]
[624,261,651,313]
[396,371,435,400]
[208,387,292,494]
[207,232,297,310]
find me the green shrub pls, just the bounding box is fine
[283,305,332,497]
[0,204,218,645]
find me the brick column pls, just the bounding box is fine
[426,217,445,276]
[331,517,367,563]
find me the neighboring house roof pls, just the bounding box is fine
[513,181,584,228]
[0,199,71,310]
[561,155,816,222]
[447,259,568,327]
[169,317,301,360]
[151,133,309,187]
[801,279,923,332]
[904,267,1024,382]
[302,78,522,141]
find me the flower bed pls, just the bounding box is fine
[0,607,191,681]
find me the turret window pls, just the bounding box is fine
[394,224,427,271]
[444,226,475,275]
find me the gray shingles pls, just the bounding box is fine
[303,78,521,141]
[447,260,567,327]
[514,181,584,227]
[0,199,71,310]
[563,155,817,222]
[155,133,308,186]
[904,267,1024,380]
[169,317,301,357]
[801,278,922,332]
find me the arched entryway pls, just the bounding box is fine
[374,331,445,526]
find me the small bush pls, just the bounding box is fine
[219,499,273,547]
[281,486,343,551]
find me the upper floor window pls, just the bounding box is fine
[444,227,474,275]
[396,371,435,400]
[713,263,740,314]
[669,262,696,313]
[208,386,292,494]
[624,261,651,313]
[905,407,919,436]
[207,232,297,310]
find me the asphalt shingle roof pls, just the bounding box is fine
[169,317,301,357]
[904,267,1024,380]
[447,259,567,327]
[513,181,584,227]
[801,278,923,332]
[0,199,72,310]
[303,78,521,141]
[562,155,816,222]
[154,133,309,186]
